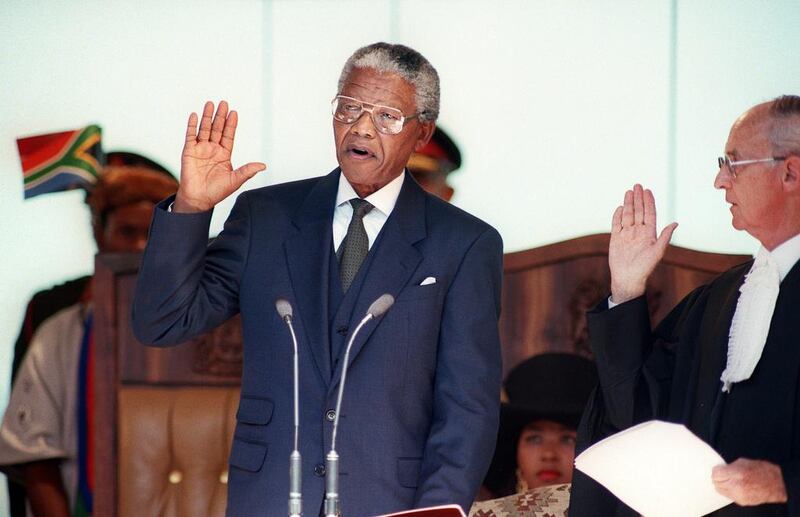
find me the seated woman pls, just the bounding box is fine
[479,353,598,499]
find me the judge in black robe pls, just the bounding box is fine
[570,95,800,516]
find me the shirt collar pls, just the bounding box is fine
[335,170,405,217]
[759,232,800,282]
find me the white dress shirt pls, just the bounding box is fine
[765,231,800,282]
[332,171,405,253]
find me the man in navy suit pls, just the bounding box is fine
[132,43,503,515]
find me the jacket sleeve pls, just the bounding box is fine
[414,227,504,512]
[570,288,707,517]
[584,285,707,434]
[131,194,252,346]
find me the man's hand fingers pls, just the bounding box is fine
[234,162,267,181]
[185,112,198,144]
[633,184,645,226]
[220,110,238,153]
[710,459,787,506]
[643,188,657,228]
[621,189,634,227]
[197,101,214,141]
[712,464,731,482]
[656,222,678,252]
[611,206,623,233]
[210,100,229,144]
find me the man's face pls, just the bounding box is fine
[99,201,157,253]
[334,67,434,197]
[516,419,577,489]
[714,107,786,246]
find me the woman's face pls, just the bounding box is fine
[516,419,577,489]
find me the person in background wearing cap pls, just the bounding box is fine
[406,126,461,202]
[479,353,598,499]
[0,160,178,517]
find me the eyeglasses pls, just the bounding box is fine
[717,156,786,177]
[331,95,417,135]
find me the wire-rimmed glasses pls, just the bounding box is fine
[717,156,786,177]
[331,95,417,135]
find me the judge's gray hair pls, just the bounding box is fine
[768,95,800,156]
[338,42,440,123]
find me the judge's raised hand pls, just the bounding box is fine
[173,101,266,213]
[608,184,678,304]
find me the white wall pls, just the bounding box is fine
[0,1,266,512]
[1,1,799,513]
[674,0,800,253]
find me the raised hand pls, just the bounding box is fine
[608,184,678,304]
[173,101,267,213]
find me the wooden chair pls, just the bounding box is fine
[93,253,242,517]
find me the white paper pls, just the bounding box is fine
[574,420,732,517]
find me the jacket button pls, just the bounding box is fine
[326,409,336,422]
[314,463,326,476]
[336,325,349,336]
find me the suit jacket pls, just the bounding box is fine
[132,169,503,516]
[570,259,800,516]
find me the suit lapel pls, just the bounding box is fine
[285,170,340,385]
[330,174,427,390]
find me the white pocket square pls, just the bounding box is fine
[420,276,437,286]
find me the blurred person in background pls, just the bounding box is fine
[406,126,461,202]
[479,353,597,500]
[0,159,178,517]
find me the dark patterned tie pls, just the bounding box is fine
[337,198,374,292]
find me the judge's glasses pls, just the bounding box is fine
[717,156,786,178]
[331,95,417,135]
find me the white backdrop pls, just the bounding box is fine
[1,1,799,513]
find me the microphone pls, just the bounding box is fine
[324,294,395,517]
[276,298,302,517]
[366,293,394,318]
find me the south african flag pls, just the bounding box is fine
[18,125,103,199]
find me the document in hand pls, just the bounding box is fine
[374,504,466,517]
[574,420,733,517]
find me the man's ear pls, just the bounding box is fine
[415,122,435,151]
[783,155,800,192]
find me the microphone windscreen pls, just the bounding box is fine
[367,294,394,318]
[275,298,293,319]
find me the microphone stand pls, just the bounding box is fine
[277,299,303,517]
[287,315,302,517]
[324,294,394,517]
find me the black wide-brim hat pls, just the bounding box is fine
[483,353,599,494]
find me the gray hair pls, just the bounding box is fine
[767,95,800,156]
[338,42,440,123]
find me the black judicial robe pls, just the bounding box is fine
[570,259,800,516]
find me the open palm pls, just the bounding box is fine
[608,184,678,303]
[174,101,266,213]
